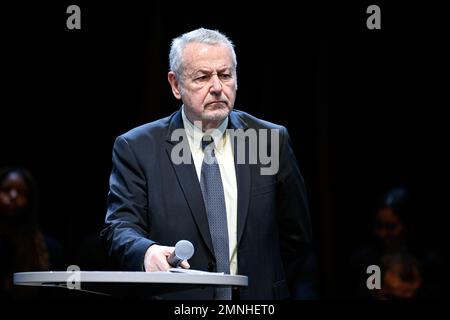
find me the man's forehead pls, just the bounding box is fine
[189,65,231,74]
[183,42,232,68]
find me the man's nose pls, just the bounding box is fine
[209,75,222,94]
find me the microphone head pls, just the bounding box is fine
[174,240,194,260]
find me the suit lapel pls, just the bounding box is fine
[228,112,251,248]
[165,111,214,256]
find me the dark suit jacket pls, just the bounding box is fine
[101,109,312,299]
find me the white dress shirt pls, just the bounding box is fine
[181,106,238,275]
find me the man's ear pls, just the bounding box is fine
[168,71,182,100]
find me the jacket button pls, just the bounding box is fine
[207,262,215,272]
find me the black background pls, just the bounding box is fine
[2,1,449,298]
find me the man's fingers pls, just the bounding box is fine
[158,256,172,271]
[144,244,176,272]
[144,244,192,271]
[164,247,175,256]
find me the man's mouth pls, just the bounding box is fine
[205,101,227,108]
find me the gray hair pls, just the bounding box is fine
[169,28,237,81]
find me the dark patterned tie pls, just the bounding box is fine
[200,136,232,300]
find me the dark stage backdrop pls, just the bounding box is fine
[2,1,449,298]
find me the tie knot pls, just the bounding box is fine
[201,135,214,151]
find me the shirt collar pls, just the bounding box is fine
[181,105,228,153]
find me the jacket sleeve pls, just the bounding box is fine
[100,136,155,270]
[276,126,315,295]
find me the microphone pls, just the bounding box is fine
[167,240,194,267]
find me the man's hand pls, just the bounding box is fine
[143,244,190,272]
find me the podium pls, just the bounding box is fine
[13,271,248,298]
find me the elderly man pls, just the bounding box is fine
[101,27,312,300]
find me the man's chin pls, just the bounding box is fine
[202,108,230,121]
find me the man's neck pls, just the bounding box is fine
[183,109,226,132]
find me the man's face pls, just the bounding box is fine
[0,172,30,217]
[374,207,405,248]
[168,42,237,128]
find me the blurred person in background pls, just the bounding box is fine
[349,187,444,299]
[0,167,63,299]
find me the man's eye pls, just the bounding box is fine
[219,74,232,79]
[195,76,209,81]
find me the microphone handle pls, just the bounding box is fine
[167,252,183,267]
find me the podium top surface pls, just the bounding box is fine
[14,271,248,287]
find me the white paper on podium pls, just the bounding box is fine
[168,268,224,275]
